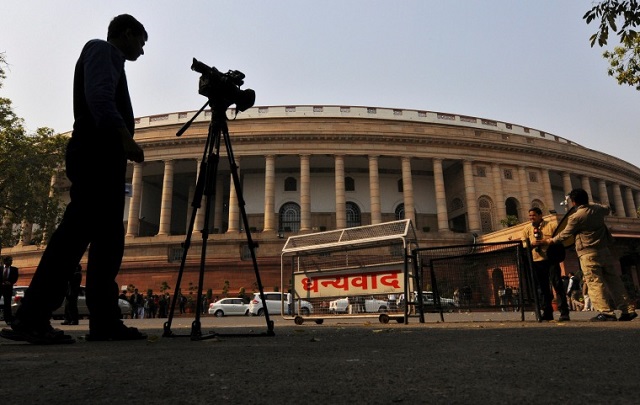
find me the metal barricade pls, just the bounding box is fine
[281,220,419,324]
[413,241,539,321]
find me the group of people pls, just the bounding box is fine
[523,188,638,322]
[119,289,173,319]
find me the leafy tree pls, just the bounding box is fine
[499,215,520,228]
[0,53,67,247]
[584,1,640,89]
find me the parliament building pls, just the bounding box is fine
[8,105,640,296]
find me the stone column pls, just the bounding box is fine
[213,176,223,233]
[581,175,593,201]
[518,166,531,215]
[300,155,311,231]
[635,191,640,216]
[491,163,507,220]
[18,220,32,246]
[157,160,175,236]
[613,183,626,217]
[263,155,276,232]
[463,160,480,232]
[433,158,449,232]
[335,155,346,229]
[193,158,205,234]
[542,169,555,214]
[624,186,637,218]
[401,157,415,226]
[562,172,573,195]
[227,158,241,232]
[369,155,381,224]
[126,162,143,237]
[598,179,610,206]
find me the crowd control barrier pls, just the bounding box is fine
[281,220,419,324]
[413,241,540,322]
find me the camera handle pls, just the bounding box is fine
[163,103,274,339]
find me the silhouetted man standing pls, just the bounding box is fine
[1,14,148,344]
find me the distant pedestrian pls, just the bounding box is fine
[1,256,19,324]
[62,265,82,325]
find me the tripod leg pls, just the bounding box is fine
[221,124,275,335]
[164,121,221,338]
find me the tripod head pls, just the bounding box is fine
[176,58,256,137]
[191,58,256,113]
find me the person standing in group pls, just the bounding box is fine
[62,265,82,325]
[1,256,19,325]
[522,207,570,321]
[539,188,637,322]
[1,14,148,344]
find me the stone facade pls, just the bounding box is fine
[6,105,640,297]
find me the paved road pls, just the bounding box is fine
[1,311,638,404]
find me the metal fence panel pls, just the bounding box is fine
[413,242,539,321]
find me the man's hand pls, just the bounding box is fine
[117,127,144,163]
[531,239,549,247]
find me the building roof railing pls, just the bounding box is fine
[134,104,579,147]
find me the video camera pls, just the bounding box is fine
[191,58,256,112]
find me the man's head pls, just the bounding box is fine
[3,256,12,266]
[107,14,147,61]
[528,207,543,225]
[568,188,589,206]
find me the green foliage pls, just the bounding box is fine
[585,0,640,47]
[603,35,640,89]
[160,281,171,293]
[499,215,520,228]
[584,1,640,90]
[0,54,67,247]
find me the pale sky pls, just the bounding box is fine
[1,1,638,167]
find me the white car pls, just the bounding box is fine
[248,292,313,316]
[0,286,28,321]
[208,297,249,317]
[398,291,457,312]
[328,296,389,314]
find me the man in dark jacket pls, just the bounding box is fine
[1,14,148,344]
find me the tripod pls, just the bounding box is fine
[163,100,274,339]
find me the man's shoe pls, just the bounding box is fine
[540,313,554,321]
[618,312,638,322]
[589,313,617,322]
[86,324,147,342]
[558,314,571,322]
[0,320,75,344]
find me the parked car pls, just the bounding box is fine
[208,297,249,317]
[398,291,457,312]
[248,292,313,316]
[0,286,28,321]
[49,287,132,319]
[328,296,389,313]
